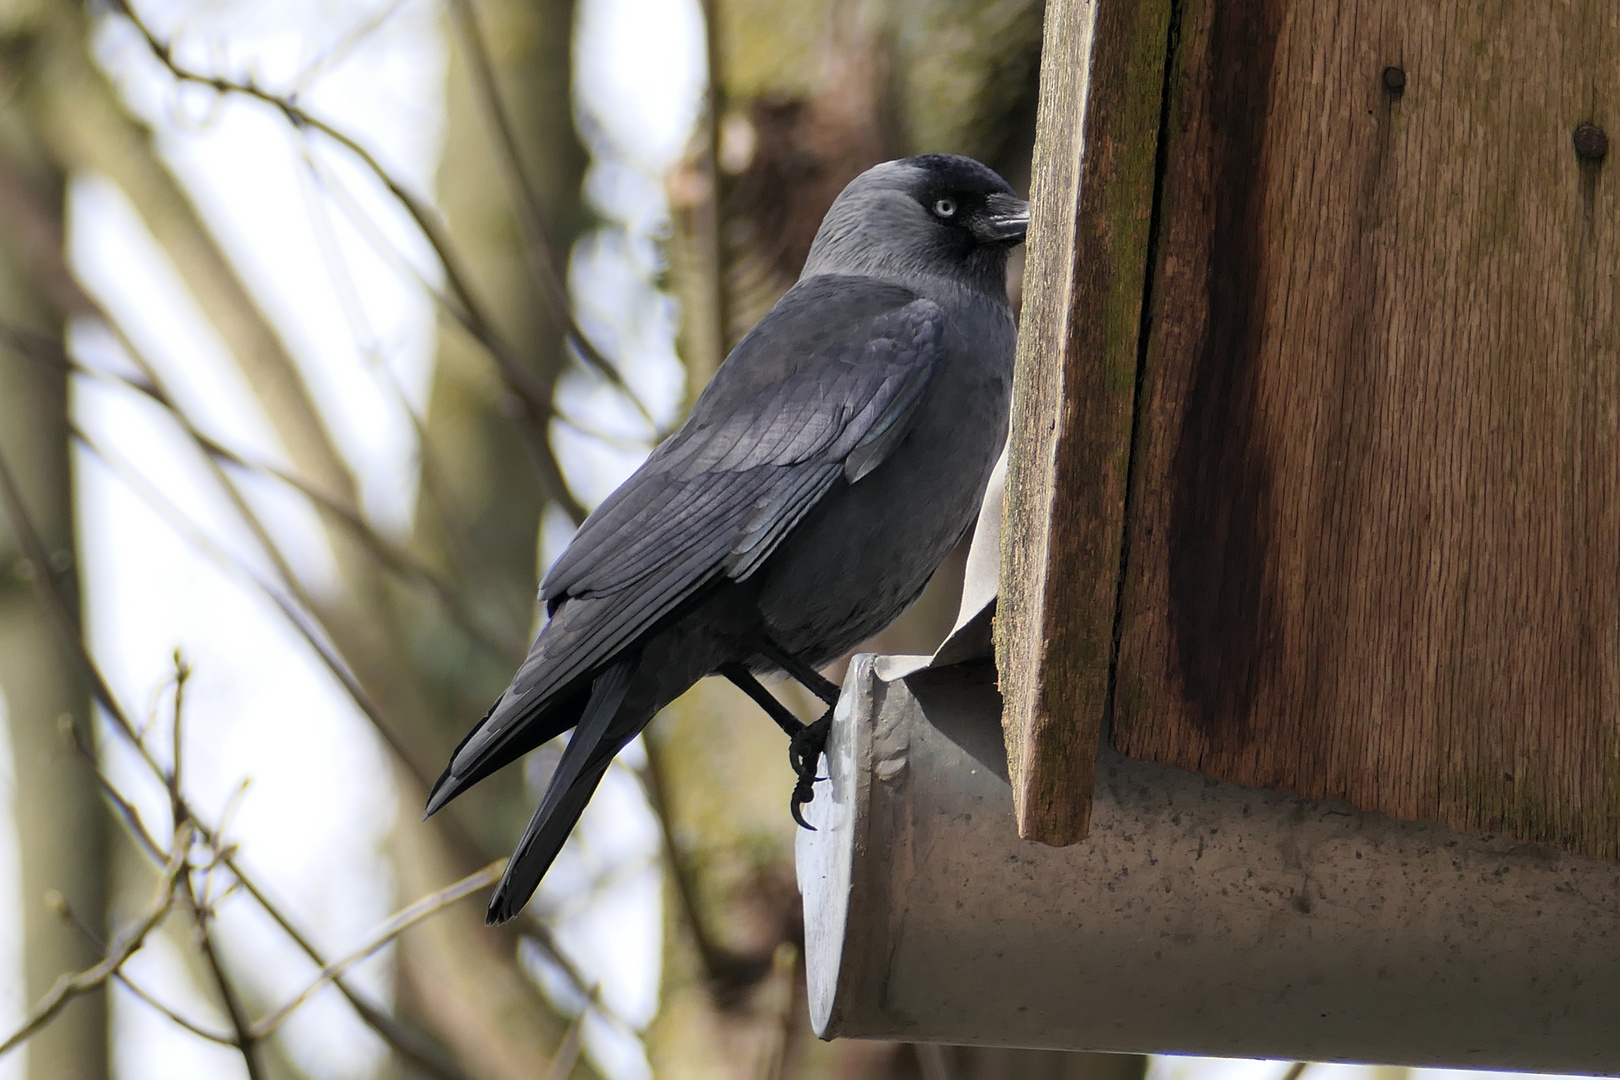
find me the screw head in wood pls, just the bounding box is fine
[1382,66,1406,94]
[1573,123,1609,163]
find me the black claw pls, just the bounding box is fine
[789,768,826,829]
[787,710,833,829]
[790,787,816,830]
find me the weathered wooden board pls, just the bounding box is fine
[997,0,1173,844]
[1113,0,1620,857]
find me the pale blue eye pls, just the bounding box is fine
[933,198,957,219]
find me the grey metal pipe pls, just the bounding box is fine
[797,655,1620,1071]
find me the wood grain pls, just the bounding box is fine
[1113,0,1620,857]
[997,0,1172,843]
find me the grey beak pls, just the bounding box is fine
[971,192,1031,244]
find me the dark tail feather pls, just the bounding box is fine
[486,654,640,924]
[424,683,591,819]
[486,757,612,925]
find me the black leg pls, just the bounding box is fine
[721,660,834,830]
[721,663,805,738]
[755,637,840,706]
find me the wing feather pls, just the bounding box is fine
[440,282,945,791]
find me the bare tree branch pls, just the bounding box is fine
[252,860,505,1039]
[166,649,189,819]
[65,419,564,996]
[442,0,658,431]
[289,147,524,629]
[540,1005,587,1080]
[2,322,529,666]
[161,654,266,1080]
[179,863,267,1080]
[0,427,489,1080]
[67,425,440,785]
[291,0,413,95]
[0,825,190,1060]
[54,878,238,1048]
[0,417,159,767]
[115,971,237,1047]
[109,0,597,520]
[73,905,233,1050]
[61,714,168,864]
[2,14,643,1074]
[218,844,481,1080]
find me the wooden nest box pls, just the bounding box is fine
[797,0,1620,1068]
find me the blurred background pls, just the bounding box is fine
[0,1,1598,1079]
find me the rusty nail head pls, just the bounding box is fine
[1382,66,1406,94]
[1574,123,1609,163]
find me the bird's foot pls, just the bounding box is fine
[788,709,834,830]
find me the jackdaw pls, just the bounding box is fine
[426,153,1029,924]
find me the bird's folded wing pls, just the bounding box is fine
[436,288,944,794]
[530,292,944,699]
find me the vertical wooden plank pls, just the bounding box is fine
[1114,0,1620,858]
[997,0,1172,843]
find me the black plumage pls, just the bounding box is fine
[426,154,1028,924]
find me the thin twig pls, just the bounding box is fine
[515,916,640,1039]
[55,898,237,1047]
[180,865,267,1080]
[68,415,514,901]
[288,148,516,625]
[166,667,264,1079]
[0,432,156,766]
[111,0,591,521]
[212,840,477,1080]
[0,432,479,1080]
[251,860,505,1038]
[68,319,335,642]
[1281,1063,1311,1080]
[554,412,656,453]
[2,319,326,654]
[202,439,524,663]
[69,426,442,791]
[25,330,526,665]
[442,0,657,430]
[119,970,238,1046]
[290,0,411,95]
[0,825,190,1059]
[292,140,591,524]
[168,649,190,818]
[540,1003,588,1080]
[11,505,582,1080]
[62,716,168,863]
[533,852,657,927]
[194,428,522,662]
[118,969,238,1046]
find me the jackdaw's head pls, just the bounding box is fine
[801,154,1029,294]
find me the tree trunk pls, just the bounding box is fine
[393,0,598,1075]
[0,13,107,1077]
